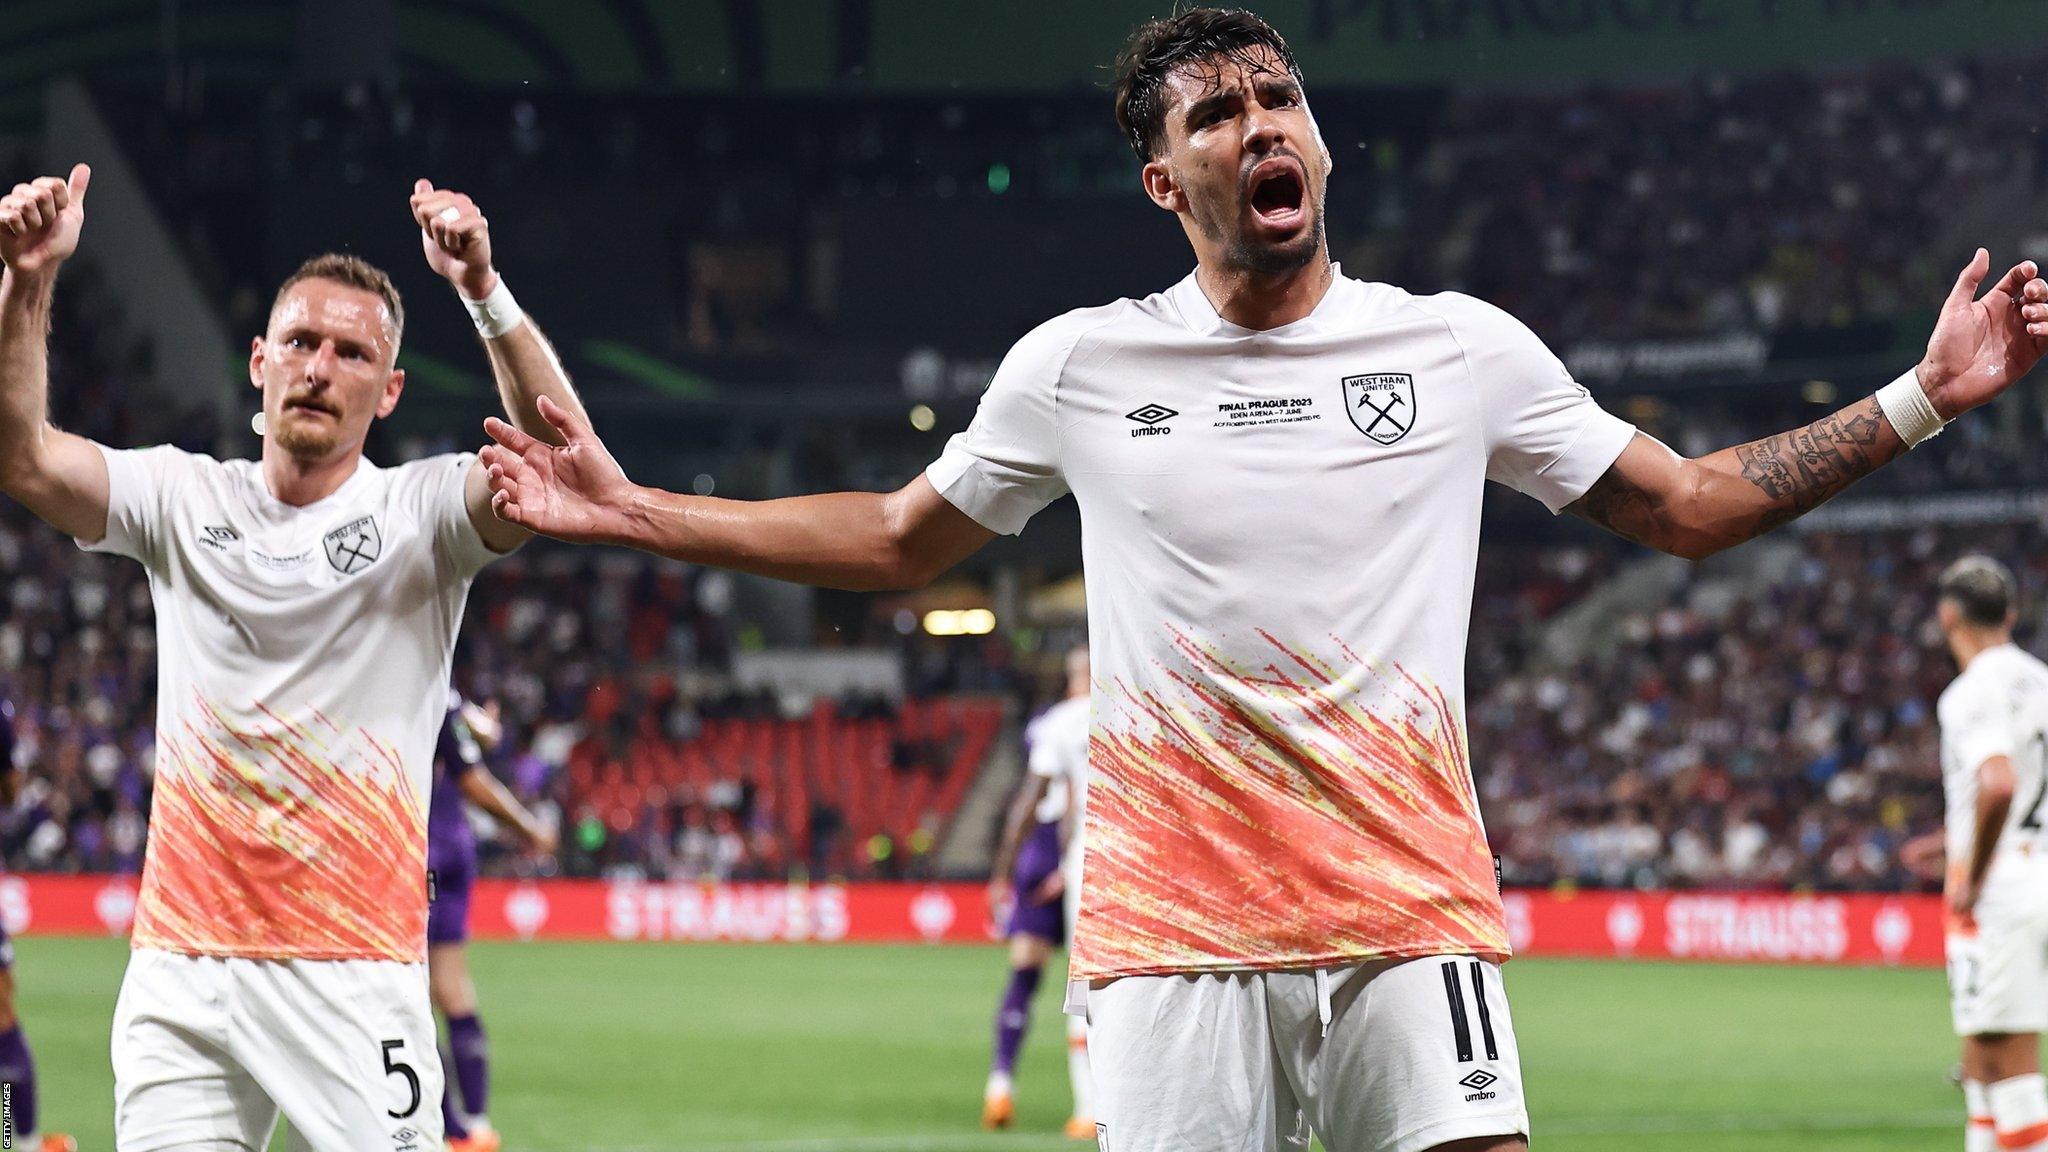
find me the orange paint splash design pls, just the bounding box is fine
[1071,628,1508,981]
[133,696,429,961]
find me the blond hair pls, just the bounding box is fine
[269,252,405,350]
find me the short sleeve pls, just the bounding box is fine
[1434,294,1636,514]
[417,453,508,579]
[1027,718,1063,779]
[1939,683,2014,772]
[78,444,193,566]
[924,317,1081,536]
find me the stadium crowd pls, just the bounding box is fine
[1475,522,2047,893]
[110,49,2048,354]
[1357,56,2048,345]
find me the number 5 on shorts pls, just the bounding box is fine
[382,1038,422,1118]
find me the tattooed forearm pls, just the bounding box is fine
[1569,397,1904,560]
[1732,399,1888,516]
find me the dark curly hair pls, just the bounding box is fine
[1112,8,1303,163]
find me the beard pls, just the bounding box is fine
[270,409,342,460]
[1223,205,1324,276]
[1186,165,1328,278]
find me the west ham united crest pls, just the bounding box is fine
[323,515,382,575]
[1343,373,1415,445]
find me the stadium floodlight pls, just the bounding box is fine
[924,609,996,636]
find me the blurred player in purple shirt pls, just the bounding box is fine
[428,691,555,1152]
[0,697,72,1152]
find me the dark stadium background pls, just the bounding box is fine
[0,1,2044,1148]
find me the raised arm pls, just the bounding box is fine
[1569,251,2048,559]
[410,180,592,552]
[0,165,111,543]
[479,395,996,591]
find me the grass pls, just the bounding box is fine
[21,938,1966,1150]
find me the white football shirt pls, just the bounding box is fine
[927,268,1635,981]
[1026,694,1092,882]
[82,445,503,961]
[1024,705,1072,825]
[1939,643,2048,897]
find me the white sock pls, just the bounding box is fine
[1066,1016,1092,1119]
[1989,1073,2048,1151]
[1968,1080,1997,1152]
[985,1069,1013,1099]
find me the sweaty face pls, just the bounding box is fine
[1151,48,1330,276]
[254,281,400,464]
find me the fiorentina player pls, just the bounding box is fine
[0,696,72,1152]
[0,164,584,1150]
[982,645,1093,1137]
[1933,557,2048,1152]
[428,692,555,1152]
[478,8,2048,1148]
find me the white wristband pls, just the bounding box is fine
[1874,367,1946,448]
[461,277,524,339]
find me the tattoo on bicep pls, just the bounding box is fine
[1566,461,1663,548]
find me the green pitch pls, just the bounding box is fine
[24,937,1964,1151]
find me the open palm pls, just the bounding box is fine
[1919,249,2048,419]
[480,396,636,544]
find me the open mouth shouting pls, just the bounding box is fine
[1245,155,1308,238]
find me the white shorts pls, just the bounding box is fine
[1083,956,1527,1152]
[1949,887,2048,1037]
[113,948,444,1152]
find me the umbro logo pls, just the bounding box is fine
[1459,1068,1499,1101]
[199,525,239,551]
[1127,404,1177,438]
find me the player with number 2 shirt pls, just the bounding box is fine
[1932,557,2048,1152]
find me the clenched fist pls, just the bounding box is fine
[0,164,90,278]
[410,179,497,300]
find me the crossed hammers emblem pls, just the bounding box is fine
[1357,391,1407,437]
[324,516,382,574]
[1343,374,1415,444]
[332,534,375,570]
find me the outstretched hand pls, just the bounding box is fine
[480,395,636,544]
[1917,249,2048,419]
[410,179,497,300]
[0,164,90,277]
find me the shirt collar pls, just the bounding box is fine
[1169,262,1358,338]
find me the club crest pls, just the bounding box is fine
[324,515,382,575]
[1343,373,1416,445]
